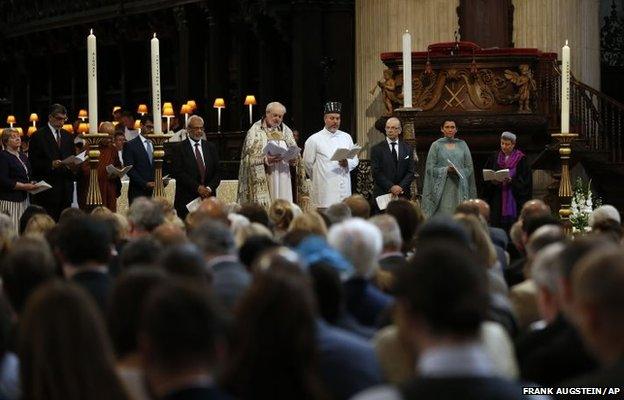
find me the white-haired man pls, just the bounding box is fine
[482,131,532,231]
[327,218,392,327]
[237,101,308,207]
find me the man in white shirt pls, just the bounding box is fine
[303,102,358,209]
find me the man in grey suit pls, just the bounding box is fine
[370,117,415,202]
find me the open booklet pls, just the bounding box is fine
[330,145,362,161]
[186,197,203,212]
[375,193,396,211]
[482,169,510,183]
[60,151,87,166]
[27,180,52,195]
[106,164,133,178]
[262,142,301,162]
[446,159,465,180]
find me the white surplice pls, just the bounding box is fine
[303,128,358,208]
[267,139,293,202]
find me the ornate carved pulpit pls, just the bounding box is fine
[373,41,559,197]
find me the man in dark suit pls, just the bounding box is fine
[370,117,414,204]
[140,282,228,400]
[123,115,156,205]
[57,215,113,313]
[171,115,220,220]
[355,243,530,400]
[29,104,75,221]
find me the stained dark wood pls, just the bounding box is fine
[458,0,514,48]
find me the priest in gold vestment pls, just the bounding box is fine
[237,102,309,208]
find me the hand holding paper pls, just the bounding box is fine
[331,145,362,161]
[446,159,464,180]
[27,180,52,195]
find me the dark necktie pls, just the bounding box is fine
[55,130,61,147]
[391,142,398,165]
[144,140,153,164]
[194,141,206,183]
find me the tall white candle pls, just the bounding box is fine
[402,30,412,108]
[151,33,162,134]
[87,29,98,134]
[561,40,570,133]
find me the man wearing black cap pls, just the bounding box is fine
[303,102,359,208]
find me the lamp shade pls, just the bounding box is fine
[15,127,23,136]
[163,106,175,117]
[137,104,148,114]
[180,104,191,114]
[186,100,197,110]
[78,122,89,134]
[29,113,39,122]
[78,109,88,118]
[134,119,141,130]
[62,124,74,133]
[213,98,225,108]
[27,126,37,136]
[163,102,173,110]
[113,106,122,113]
[244,95,257,106]
[6,115,16,124]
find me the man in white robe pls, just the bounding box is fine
[303,102,358,208]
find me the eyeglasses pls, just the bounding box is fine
[51,115,68,122]
[188,126,205,132]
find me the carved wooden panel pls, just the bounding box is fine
[458,0,514,48]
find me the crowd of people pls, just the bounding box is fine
[0,101,622,399]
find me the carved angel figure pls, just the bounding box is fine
[371,68,403,116]
[504,64,537,113]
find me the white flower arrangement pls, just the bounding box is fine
[570,178,601,233]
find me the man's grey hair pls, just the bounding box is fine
[526,224,565,258]
[127,197,165,232]
[324,203,352,225]
[265,102,286,115]
[589,204,621,227]
[190,220,236,256]
[369,214,402,251]
[187,115,204,126]
[532,242,566,293]
[327,218,382,279]
[501,131,517,143]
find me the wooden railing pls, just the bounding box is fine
[549,62,624,163]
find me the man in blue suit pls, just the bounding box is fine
[123,115,156,205]
[370,117,415,202]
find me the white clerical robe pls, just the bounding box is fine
[303,128,358,208]
[267,139,293,202]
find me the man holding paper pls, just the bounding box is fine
[29,104,76,221]
[171,115,220,219]
[482,131,532,230]
[370,117,415,207]
[303,102,359,208]
[237,102,307,207]
[421,120,476,217]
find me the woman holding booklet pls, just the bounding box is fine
[421,120,477,217]
[483,131,532,231]
[0,128,38,232]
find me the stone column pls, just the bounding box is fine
[355,0,459,156]
[512,0,600,89]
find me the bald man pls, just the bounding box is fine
[370,117,415,205]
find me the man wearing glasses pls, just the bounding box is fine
[29,103,75,221]
[171,115,220,219]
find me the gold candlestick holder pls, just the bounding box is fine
[79,132,111,208]
[551,132,578,234]
[146,132,174,198]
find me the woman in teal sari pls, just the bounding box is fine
[422,121,477,217]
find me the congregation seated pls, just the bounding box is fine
[1,192,622,400]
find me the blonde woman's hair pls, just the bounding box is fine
[23,214,56,237]
[453,214,497,269]
[268,199,295,232]
[288,211,328,236]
